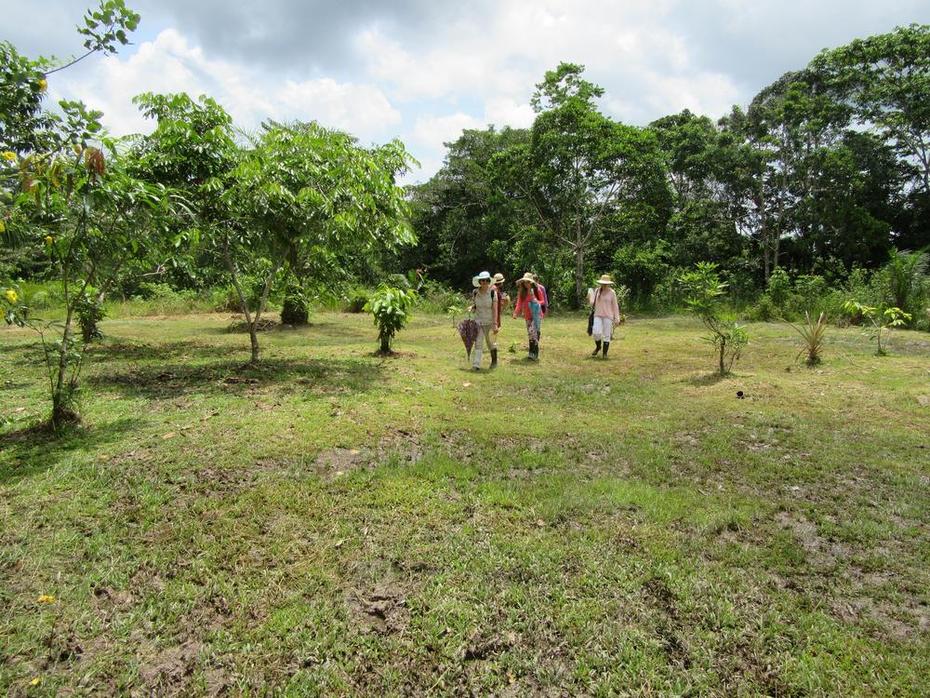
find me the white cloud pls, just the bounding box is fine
[54,29,401,143]
[23,0,929,183]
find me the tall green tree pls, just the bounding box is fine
[227,121,415,362]
[497,63,669,306]
[812,24,930,250]
[405,126,530,288]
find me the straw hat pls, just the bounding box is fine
[472,271,492,287]
[517,272,536,286]
[492,273,506,284]
[595,274,615,285]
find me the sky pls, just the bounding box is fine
[3,1,929,182]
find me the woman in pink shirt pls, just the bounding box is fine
[512,272,546,361]
[588,274,622,358]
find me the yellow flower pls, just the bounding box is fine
[1,151,16,162]
[30,677,42,686]
[45,235,54,245]
[36,593,55,604]
[4,289,18,304]
[38,78,48,92]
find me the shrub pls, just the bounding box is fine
[842,300,911,356]
[344,287,371,313]
[746,294,779,322]
[793,274,828,315]
[75,290,105,342]
[679,262,749,376]
[280,284,309,325]
[416,279,465,314]
[365,284,416,354]
[881,249,928,323]
[766,268,792,309]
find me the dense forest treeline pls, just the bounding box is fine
[400,25,929,316]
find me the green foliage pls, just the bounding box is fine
[842,300,911,355]
[75,289,105,342]
[880,249,928,322]
[680,262,749,375]
[612,242,670,304]
[790,311,828,365]
[765,268,792,308]
[365,284,416,354]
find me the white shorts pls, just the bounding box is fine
[592,316,614,342]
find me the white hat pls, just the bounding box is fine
[472,271,492,287]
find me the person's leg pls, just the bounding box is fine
[602,318,614,357]
[472,325,486,369]
[527,320,540,360]
[591,316,603,355]
[490,328,499,368]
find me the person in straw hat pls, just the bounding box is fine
[491,273,509,361]
[512,272,546,361]
[588,274,622,358]
[468,271,500,370]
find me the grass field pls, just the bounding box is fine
[1,311,929,695]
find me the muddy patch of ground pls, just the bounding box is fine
[347,583,410,635]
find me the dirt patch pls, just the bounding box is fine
[461,629,519,661]
[377,428,423,464]
[831,596,929,641]
[136,640,202,695]
[314,447,372,479]
[775,511,850,569]
[346,583,410,635]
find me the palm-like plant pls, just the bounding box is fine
[790,311,828,365]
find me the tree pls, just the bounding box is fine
[497,63,669,306]
[1,0,140,154]
[365,284,416,354]
[4,116,171,428]
[405,126,530,289]
[227,121,415,362]
[679,262,749,376]
[813,25,930,196]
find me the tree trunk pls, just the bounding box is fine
[380,333,391,355]
[51,309,80,429]
[248,324,261,363]
[574,244,585,309]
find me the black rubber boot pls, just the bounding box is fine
[529,340,538,361]
[592,340,602,356]
[490,349,498,368]
[602,341,610,358]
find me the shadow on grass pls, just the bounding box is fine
[87,339,242,362]
[88,356,384,400]
[0,417,143,485]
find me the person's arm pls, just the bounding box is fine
[612,291,621,323]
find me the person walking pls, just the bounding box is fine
[512,272,545,361]
[469,271,500,370]
[491,273,509,362]
[532,273,549,315]
[588,274,622,358]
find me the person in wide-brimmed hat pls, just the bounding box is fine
[587,274,622,358]
[490,273,510,359]
[512,272,546,361]
[468,271,500,370]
